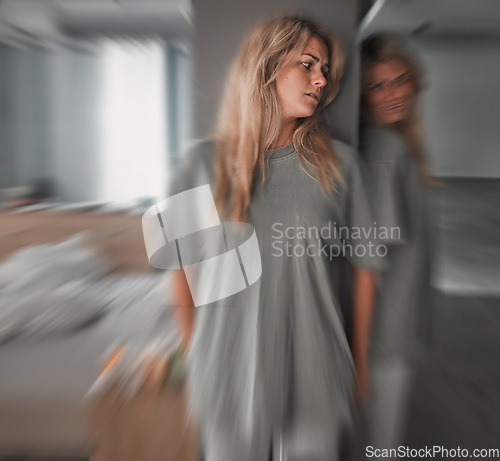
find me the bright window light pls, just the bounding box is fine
[99,39,167,204]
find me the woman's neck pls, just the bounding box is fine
[273,119,297,149]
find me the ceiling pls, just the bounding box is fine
[0,0,192,45]
[3,0,500,46]
[360,0,500,39]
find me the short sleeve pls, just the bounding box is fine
[334,141,380,271]
[360,128,409,246]
[148,139,217,270]
[166,138,215,198]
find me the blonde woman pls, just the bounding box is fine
[360,34,436,452]
[170,16,377,460]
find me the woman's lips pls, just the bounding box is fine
[306,93,319,103]
[383,102,404,111]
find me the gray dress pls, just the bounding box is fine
[359,126,433,362]
[168,139,378,459]
[359,126,434,453]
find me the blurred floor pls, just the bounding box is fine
[431,179,500,295]
[406,294,500,450]
[405,179,500,450]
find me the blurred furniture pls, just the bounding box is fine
[0,210,195,458]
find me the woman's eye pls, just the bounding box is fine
[301,62,312,70]
[395,75,409,85]
[368,83,384,92]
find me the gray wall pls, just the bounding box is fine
[410,36,500,178]
[0,46,53,189]
[192,0,359,145]
[166,40,193,166]
[48,46,101,201]
[0,44,101,200]
[0,46,17,189]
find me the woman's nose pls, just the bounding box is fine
[386,83,405,99]
[313,70,327,88]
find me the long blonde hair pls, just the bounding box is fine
[214,16,345,221]
[361,34,436,184]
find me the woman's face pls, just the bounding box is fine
[275,35,329,124]
[364,58,415,125]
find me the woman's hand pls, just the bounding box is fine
[171,270,195,356]
[354,354,370,406]
[351,266,376,410]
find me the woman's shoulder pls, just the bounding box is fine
[181,138,216,165]
[330,138,361,175]
[359,126,409,164]
[168,138,216,195]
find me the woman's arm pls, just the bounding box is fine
[351,265,376,403]
[171,270,195,352]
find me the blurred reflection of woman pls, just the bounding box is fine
[169,16,378,461]
[360,34,437,451]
